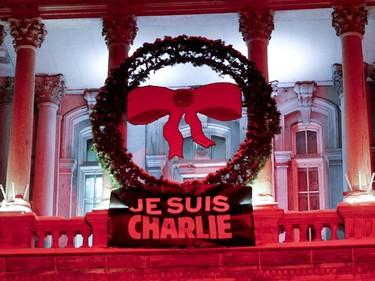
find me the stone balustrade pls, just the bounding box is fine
[2,204,375,280]
[2,203,375,249]
[279,210,344,242]
[0,209,108,249]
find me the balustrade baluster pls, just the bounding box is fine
[66,231,75,248]
[315,224,323,241]
[284,224,293,242]
[300,224,308,242]
[36,231,45,248]
[331,224,338,240]
[81,231,91,248]
[52,231,60,248]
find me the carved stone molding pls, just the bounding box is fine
[102,15,138,46]
[333,62,373,92]
[239,9,274,42]
[274,151,292,166]
[294,81,316,107]
[59,158,77,174]
[8,18,47,49]
[83,88,99,111]
[294,81,316,123]
[270,80,279,97]
[332,4,368,37]
[324,148,342,165]
[35,74,66,106]
[332,63,343,95]
[0,77,14,105]
[0,25,6,46]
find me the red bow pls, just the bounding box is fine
[128,82,242,159]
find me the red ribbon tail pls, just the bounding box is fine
[185,111,215,148]
[163,111,184,159]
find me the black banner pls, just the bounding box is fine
[108,184,254,248]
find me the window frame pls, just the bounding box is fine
[76,128,103,216]
[290,122,327,211]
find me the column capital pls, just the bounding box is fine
[239,9,274,42]
[9,18,47,50]
[102,15,138,46]
[274,151,292,165]
[35,74,66,106]
[332,4,368,37]
[0,25,6,46]
[0,77,14,105]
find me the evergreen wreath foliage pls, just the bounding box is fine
[90,35,280,189]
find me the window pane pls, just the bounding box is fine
[86,139,98,161]
[296,131,306,154]
[84,174,103,213]
[307,131,318,154]
[183,137,193,160]
[298,167,320,211]
[309,193,320,210]
[211,136,226,159]
[298,168,308,191]
[298,194,308,211]
[309,168,319,191]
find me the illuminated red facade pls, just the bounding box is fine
[0,0,374,280]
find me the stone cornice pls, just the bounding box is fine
[1,1,375,19]
[8,18,47,50]
[35,74,66,106]
[332,4,368,37]
[0,76,14,105]
[239,9,274,42]
[102,15,138,46]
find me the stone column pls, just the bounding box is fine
[239,9,276,205]
[332,5,372,188]
[33,74,65,216]
[6,18,47,198]
[102,15,137,145]
[0,77,13,197]
[0,25,10,199]
[99,15,137,205]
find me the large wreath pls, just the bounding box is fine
[91,35,280,189]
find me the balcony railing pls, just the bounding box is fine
[279,210,344,243]
[1,201,375,249]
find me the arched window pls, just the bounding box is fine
[77,129,103,215]
[290,123,326,211]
